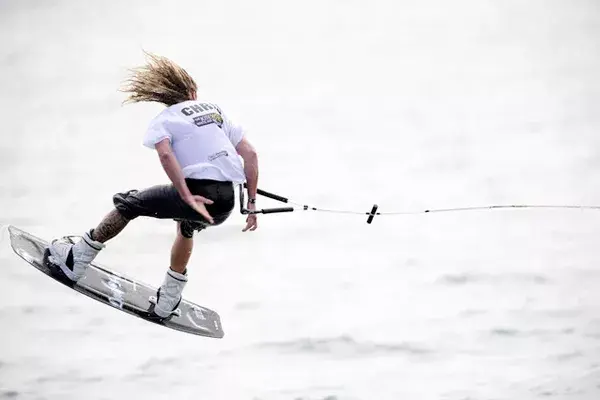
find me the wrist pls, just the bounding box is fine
[179,187,193,199]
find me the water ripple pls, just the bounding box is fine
[490,327,576,338]
[438,272,550,285]
[257,335,432,357]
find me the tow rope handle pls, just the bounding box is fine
[239,184,379,224]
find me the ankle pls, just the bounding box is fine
[169,266,187,275]
[167,268,188,281]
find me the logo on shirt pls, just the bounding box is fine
[181,103,221,116]
[192,113,223,129]
[208,151,228,161]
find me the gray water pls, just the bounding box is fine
[1,0,600,399]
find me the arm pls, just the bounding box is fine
[155,138,214,223]
[235,137,259,231]
[155,139,193,199]
[235,137,259,200]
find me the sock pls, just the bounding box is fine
[169,267,187,276]
[167,268,188,282]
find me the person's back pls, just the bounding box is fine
[46,52,260,321]
[145,100,246,184]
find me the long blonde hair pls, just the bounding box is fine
[121,51,197,106]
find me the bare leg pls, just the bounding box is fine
[170,222,193,274]
[92,209,130,243]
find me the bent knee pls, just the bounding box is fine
[179,221,203,239]
[113,190,141,220]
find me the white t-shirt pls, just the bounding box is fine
[143,100,247,183]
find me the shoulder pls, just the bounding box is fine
[148,102,189,127]
[148,107,170,125]
[143,111,172,148]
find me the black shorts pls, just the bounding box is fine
[113,179,235,238]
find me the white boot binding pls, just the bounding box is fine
[47,230,105,282]
[150,268,188,320]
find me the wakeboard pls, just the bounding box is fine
[7,225,224,339]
